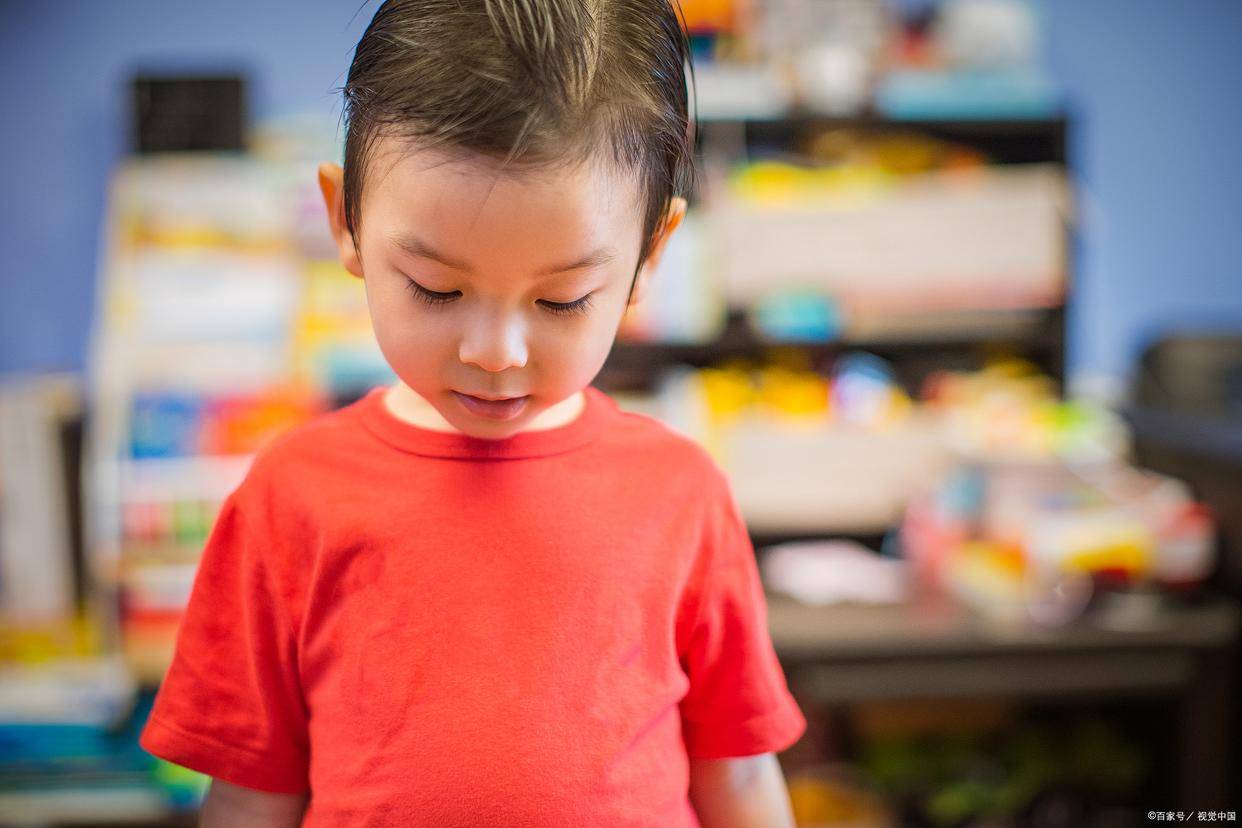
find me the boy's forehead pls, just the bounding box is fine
[367,138,629,217]
[362,136,642,263]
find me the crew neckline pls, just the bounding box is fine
[354,385,614,459]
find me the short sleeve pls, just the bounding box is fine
[676,472,808,759]
[138,480,310,794]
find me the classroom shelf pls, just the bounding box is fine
[602,306,1065,394]
[695,113,1068,166]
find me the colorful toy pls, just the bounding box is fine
[751,289,841,342]
[832,352,912,428]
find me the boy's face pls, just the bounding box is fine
[320,136,684,439]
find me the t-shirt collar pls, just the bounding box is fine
[354,385,613,459]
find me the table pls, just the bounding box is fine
[767,592,1241,810]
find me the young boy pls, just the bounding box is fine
[139,1,807,825]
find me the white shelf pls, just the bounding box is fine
[0,788,173,826]
[118,455,253,503]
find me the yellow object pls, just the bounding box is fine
[959,540,1026,578]
[876,387,914,430]
[756,366,830,419]
[944,541,1029,623]
[728,160,893,207]
[1061,535,1152,576]
[0,615,102,664]
[805,129,990,176]
[699,367,755,422]
[788,773,892,827]
[292,259,375,379]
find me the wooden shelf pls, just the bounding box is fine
[695,113,1068,166]
[768,592,1242,664]
[601,306,1065,393]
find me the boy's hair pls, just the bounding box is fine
[341,0,697,297]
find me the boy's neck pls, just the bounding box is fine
[383,382,586,434]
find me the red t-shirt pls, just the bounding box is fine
[139,385,806,826]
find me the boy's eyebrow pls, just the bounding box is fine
[389,232,617,276]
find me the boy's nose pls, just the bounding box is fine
[458,316,529,373]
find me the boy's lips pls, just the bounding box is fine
[459,391,525,401]
[452,391,530,421]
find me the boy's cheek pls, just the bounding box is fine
[368,319,445,389]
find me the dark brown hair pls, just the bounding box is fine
[341,0,697,296]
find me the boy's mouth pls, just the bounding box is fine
[452,391,530,421]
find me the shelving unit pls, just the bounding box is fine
[599,111,1072,390]
[599,110,1237,816]
[82,156,316,684]
[596,111,1073,547]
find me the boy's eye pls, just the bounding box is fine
[404,279,593,316]
[405,279,459,306]
[537,295,594,316]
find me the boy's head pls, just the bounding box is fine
[318,0,695,438]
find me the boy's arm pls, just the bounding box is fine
[687,753,797,828]
[199,778,308,827]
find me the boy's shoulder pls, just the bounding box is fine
[603,399,730,489]
[236,396,373,491]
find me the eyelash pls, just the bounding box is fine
[404,279,594,316]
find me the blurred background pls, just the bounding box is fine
[1,0,1240,825]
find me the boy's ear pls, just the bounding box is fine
[628,196,687,307]
[317,162,364,278]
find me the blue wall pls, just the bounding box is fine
[1,0,1239,388]
[1042,0,1242,391]
[0,0,367,375]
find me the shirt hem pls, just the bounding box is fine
[682,702,809,760]
[140,713,310,795]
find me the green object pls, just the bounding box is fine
[152,759,209,809]
[172,501,199,546]
[858,715,1150,824]
[926,775,999,826]
[859,736,928,794]
[1065,719,1148,795]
